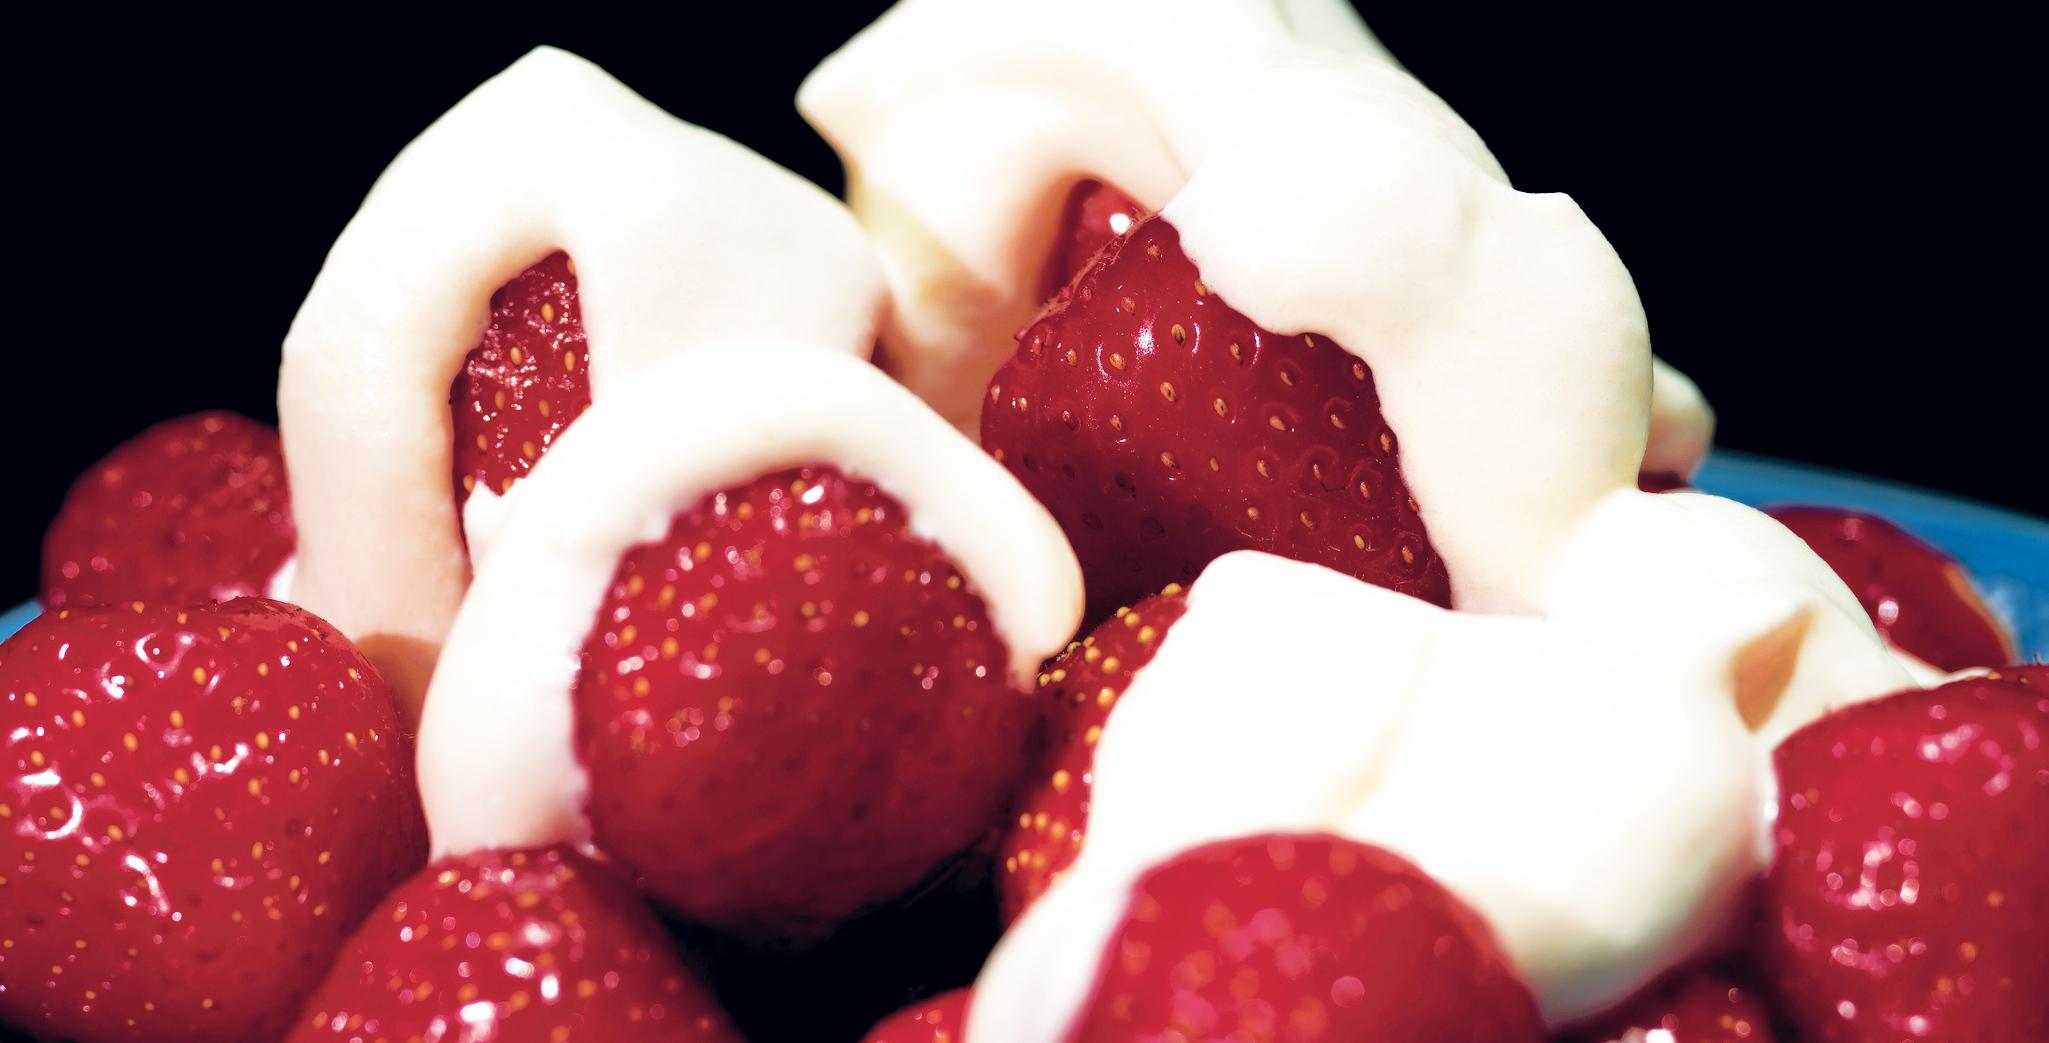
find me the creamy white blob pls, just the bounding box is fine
[417,342,1084,860]
[799,0,1714,478]
[798,0,1908,1031]
[973,550,1910,1035]
[280,47,886,716]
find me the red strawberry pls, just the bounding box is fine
[0,599,424,1043]
[285,844,740,1043]
[41,412,294,611]
[999,586,1187,922]
[574,465,1034,936]
[449,251,593,516]
[1068,832,1543,1042]
[1755,675,2047,1040]
[1769,507,2014,672]
[1037,179,1144,305]
[984,214,1451,623]
[860,988,973,1043]
[1563,967,1778,1043]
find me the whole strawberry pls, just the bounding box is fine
[984,215,1450,623]
[41,412,294,611]
[1067,832,1543,1041]
[999,585,1187,921]
[286,845,740,1043]
[0,599,424,1043]
[575,465,1035,936]
[1769,507,2014,672]
[1756,674,2047,1039]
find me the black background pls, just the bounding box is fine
[11,6,2042,606]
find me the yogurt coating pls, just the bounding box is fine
[281,47,886,715]
[416,342,1083,860]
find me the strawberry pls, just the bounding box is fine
[984,214,1451,623]
[1068,832,1543,1042]
[1037,179,1144,305]
[285,844,740,1043]
[41,412,294,611]
[449,251,593,517]
[998,585,1187,922]
[0,599,424,1043]
[574,464,1035,936]
[861,988,973,1043]
[1754,675,2048,1040]
[1769,506,2014,672]
[1562,967,1778,1043]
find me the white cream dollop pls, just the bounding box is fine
[417,342,1084,860]
[972,549,1910,1037]
[280,47,886,715]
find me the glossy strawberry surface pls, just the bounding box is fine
[1756,675,2047,1040]
[574,465,1034,936]
[1562,967,1778,1042]
[860,987,973,1043]
[1068,832,1543,1042]
[1037,179,1144,306]
[286,844,740,1043]
[999,586,1186,922]
[0,599,424,1043]
[449,251,592,515]
[1770,506,2014,672]
[41,412,294,611]
[985,215,1451,623]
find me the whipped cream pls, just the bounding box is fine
[799,0,1909,1030]
[280,47,886,716]
[417,343,1084,860]
[973,550,1909,1036]
[799,0,1714,481]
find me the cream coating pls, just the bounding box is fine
[1647,358,1717,480]
[972,551,1911,1036]
[800,0,1712,486]
[280,47,886,716]
[417,342,1084,859]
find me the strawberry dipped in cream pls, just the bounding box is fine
[414,343,1083,938]
[280,48,887,716]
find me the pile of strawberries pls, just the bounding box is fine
[4,176,2044,1043]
